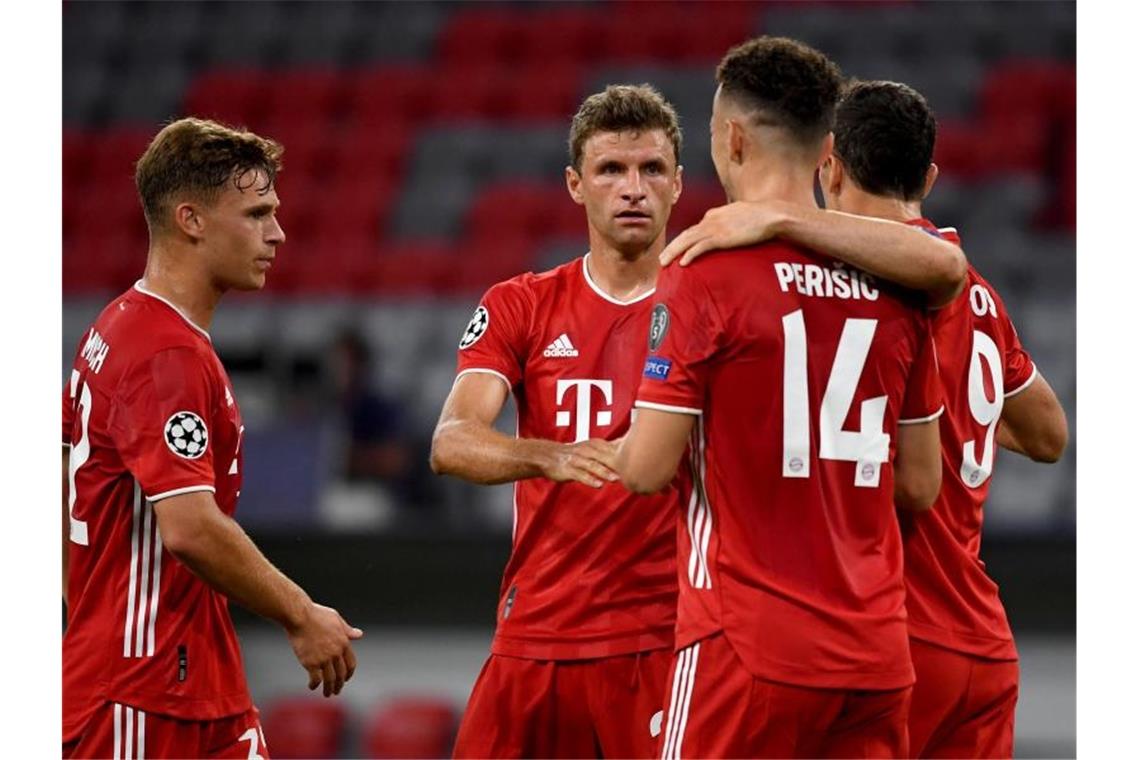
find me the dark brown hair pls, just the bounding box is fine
[568,84,682,170]
[715,36,843,146]
[834,80,936,201]
[135,117,284,231]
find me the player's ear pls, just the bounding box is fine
[922,163,939,200]
[818,132,835,168]
[671,164,683,205]
[565,165,585,206]
[728,119,746,165]
[825,156,845,197]
[172,202,206,241]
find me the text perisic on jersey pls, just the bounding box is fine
[774,262,879,301]
[81,328,111,374]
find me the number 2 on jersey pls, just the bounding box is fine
[68,369,91,545]
[782,310,890,487]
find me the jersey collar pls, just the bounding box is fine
[581,253,657,307]
[132,281,212,342]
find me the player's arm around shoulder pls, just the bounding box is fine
[998,373,1068,463]
[152,491,363,697]
[661,201,967,306]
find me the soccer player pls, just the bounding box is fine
[665,80,1069,758]
[430,85,685,759]
[617,39,946,758]
[62,118,363,759]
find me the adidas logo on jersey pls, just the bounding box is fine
[543,333,579,358]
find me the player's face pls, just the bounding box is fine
[200,169,285,291]
[568,129,682,257]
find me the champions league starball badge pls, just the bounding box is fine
[648,303,670,351]
[460,305,490,349]
[164,411,209,459]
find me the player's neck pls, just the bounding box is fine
[843,192,923,224]
[731,164,818,209]
[140,246,223,332]
[584,241,661,303]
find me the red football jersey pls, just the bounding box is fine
[454,255,677,660]
[635,243,944,690]
[63,282,251,740]
[900,220,1037,661]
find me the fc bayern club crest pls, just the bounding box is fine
[164,411,209,459]
[459,305,490,349]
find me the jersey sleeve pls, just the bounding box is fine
[995,294,1038,398]
[899,315,946,424]
[107,346,218,501]
[634,265,724,415]
[454,277,534,391]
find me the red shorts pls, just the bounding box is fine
[909,637,1019,758]
[660,633,911,759]
[452,648,672,758]
[62,703,267,759]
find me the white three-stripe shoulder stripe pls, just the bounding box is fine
[124,482,163,658]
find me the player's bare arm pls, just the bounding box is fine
[661,201,967,306]
[997,374,1068,463]
[616,408,695,494]
[893,419,942,511]
[431,372,619,488]
[152,491,363,697]
[62,446,70,604]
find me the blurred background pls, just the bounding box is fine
[62,0,1075,757]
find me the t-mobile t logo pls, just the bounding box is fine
[555,379,614,442]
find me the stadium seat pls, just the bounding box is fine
[261,696,348,760]
[182,69,274,127]
[362,695,458,759]
[435,9,519,66]
[262,68,348,124]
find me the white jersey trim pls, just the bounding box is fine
[899,405,946,425]
[1004,364,1039,399]
[455,368,512,392]
[63,442,72,448]
[634,400,703,416]
[133,281,212,341]
[938,226,958,234]
[662,642,701,760]
[582,253,657,306]
[146,484,216,502]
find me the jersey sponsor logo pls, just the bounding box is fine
[643,356,672,380]
[543,333,579,358]
[80,327,111,374]
[650,709,664,738]
[459,305,490,349]
[773,261,879,301]
[648,303,670,351]
[164,411,209,459]
[555,379,614,442]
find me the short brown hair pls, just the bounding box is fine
[568,84,682,171]
[135,117,284,231]
[716,36,843,146]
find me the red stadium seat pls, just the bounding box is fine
[261,696,347,760]
[667,181,726,236]
[346,66,435,125]
[466,182,566,243]
[514,8,608,64]
[87,129,155,186]
[331,122,412,182]
[436,9,519,66]
[500,63,584,121]
[182,69,274,127]
[262,69,347,124]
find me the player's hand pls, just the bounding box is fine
[542,439,620,488]
[660,201,791,267]
[285,603,364,698]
